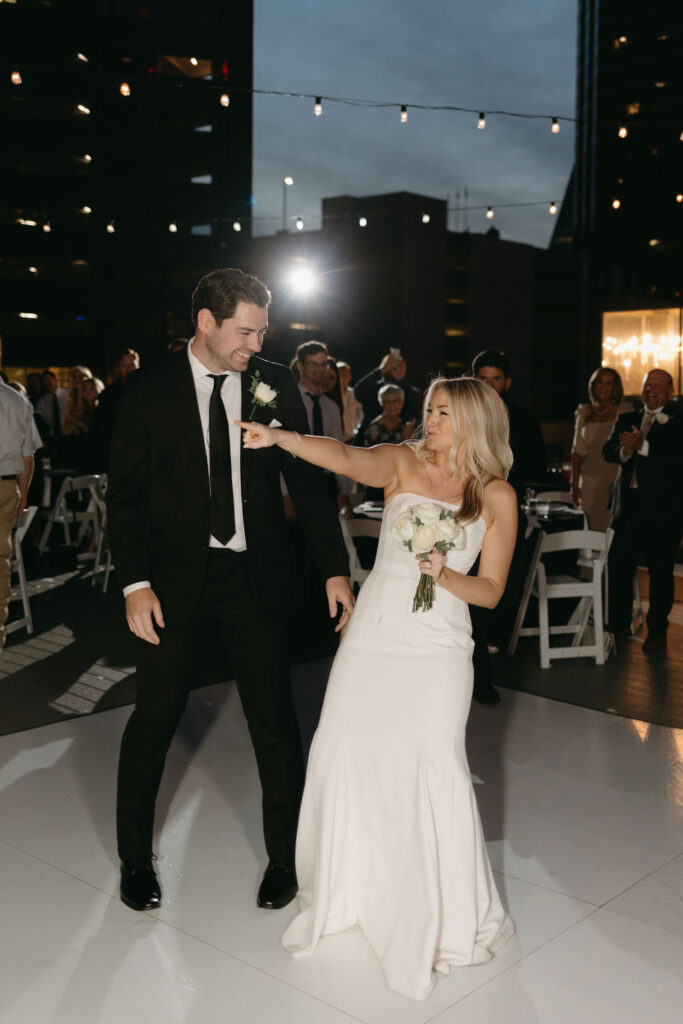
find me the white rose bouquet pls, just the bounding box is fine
[390,502,464,612]
[248,370,278,419]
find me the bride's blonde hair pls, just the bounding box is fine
[408,376,513,525]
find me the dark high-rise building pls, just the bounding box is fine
[568,0,683,381]
[1,0,253,375]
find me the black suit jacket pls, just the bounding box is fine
[602,402,683,520]
[503,397,547,498]
[107,350,349,628]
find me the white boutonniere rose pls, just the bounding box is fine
[654,412,670,425]
[248,370,278,419]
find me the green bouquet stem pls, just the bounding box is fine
[412,558,436,613]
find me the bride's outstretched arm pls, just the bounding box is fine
[236,421,403,489]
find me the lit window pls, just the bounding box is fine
[654,81,666,88]
[625,102,640,115]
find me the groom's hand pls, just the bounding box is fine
[325,576,355,635]
[125,587,165,645]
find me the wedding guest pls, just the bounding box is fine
[363,385,416,447]
[570,367,632,529]
[603,368,683,651]
[470,349,547,703]
[35,370,68,438]
[354,350,421,443]
[89,347,140,471]
[337,361,363,441]
[26,372,43,406]
[0,378,41,651]
[321,358,344,417]
[295,341,351,509]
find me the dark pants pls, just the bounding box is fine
[608,491,682,634]
[117,549,304,864]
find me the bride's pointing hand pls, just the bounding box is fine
[236,420,276,449]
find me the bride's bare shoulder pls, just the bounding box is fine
[482,478,517,525]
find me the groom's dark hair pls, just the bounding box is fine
[191,268,271,327]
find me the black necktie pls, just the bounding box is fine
[52,394,62,436]
[208,374,235,544]
[308,392,323,435]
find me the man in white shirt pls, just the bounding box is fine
[0,380,41,650]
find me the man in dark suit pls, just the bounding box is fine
[353,350,421,444]
[603,368,683,651]
[89,347,139,471]
[108,268,353,913]
[470,349,548,702]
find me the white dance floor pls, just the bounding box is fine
[1,682,681,1023]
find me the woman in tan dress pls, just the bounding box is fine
[570,367,632,530]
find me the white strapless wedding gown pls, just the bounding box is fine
[281,492,514,1000]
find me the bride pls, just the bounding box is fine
[238,375,517,1001]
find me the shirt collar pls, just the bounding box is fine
[643,405,664,416]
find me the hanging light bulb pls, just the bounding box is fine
[314,96,322,117]
[549,202,557,215]
[359,216,368,227]
[400,105,408,124]
[421,213,431,224]
[11,70,22,85]
[551,118,560,134]
[478,112,486,130]
[106,221,116,233]
[232,220,242,231]
[618,125,628,139]
[295,217,304,231]
[43,221,51,233]
[77,104,91,115]
[168,221,178,233]
[120,82,131,97]
[76,52,89,63]
[486,206,494,219]
[612,198,621,209]
[220,93,230,107]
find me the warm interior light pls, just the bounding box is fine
[77,52,88,63]
[603,308,682,394]
[42,221,51,233]
[232,220,241,231]
[19,312,38,319]
[17,218,38,227]
[190,57,198,66]
[120,82,131,97]
[28,266,37,273]
[11,70,22,85]
[612,198,621,209]
[421,213,430,224]
[77,104,91,115]
[676,194,683,203]
[220,93,230,107]
[106,221,115,233]
[83,153,93,163]
[81,206,92,214]
[358,216,367,227]
[618,125,628,138]
[168,222,178,232]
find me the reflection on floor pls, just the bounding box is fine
[0,682,681,1023]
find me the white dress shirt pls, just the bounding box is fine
[620,405,662,471]
[297,383,351,495]
[0,381,41,474]
[36,388,68,432]
[123,340,247,597]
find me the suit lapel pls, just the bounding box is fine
[172,350,211,502]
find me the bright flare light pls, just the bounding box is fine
[288,266,317,295]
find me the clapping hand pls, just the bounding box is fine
[619,426,643,452]
[417,547,446,581]
[236,420,277,449]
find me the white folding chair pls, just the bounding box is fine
[38,474,103,557]
[6,506,38,637]
[508,528,610,669]
[90,475,114,591]
[339,515,381,590]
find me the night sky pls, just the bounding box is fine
[252,0,577,248]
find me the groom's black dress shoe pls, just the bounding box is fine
[120,856,162,911]
[257,862,297,909]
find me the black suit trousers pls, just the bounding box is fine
[608,490,682,634]
[116,550,304,863]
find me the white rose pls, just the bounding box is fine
[654,412,669,425]
[437,517,461,544]
[412,523,439,554]
[254,381,277,404]
[391,515,415,545]
[412,502,441,523]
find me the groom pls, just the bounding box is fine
[108,267,353,913]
